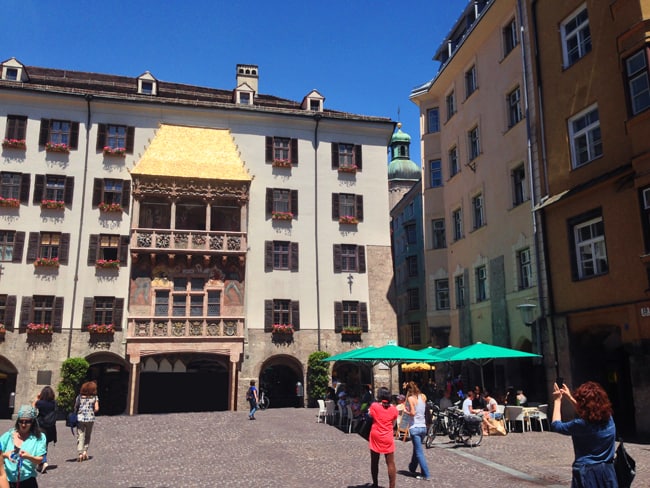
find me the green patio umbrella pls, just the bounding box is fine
[424,345,462,361]
[321,346,376,362]
[348,344,435,388]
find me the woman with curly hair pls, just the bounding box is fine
[551,381,617,487]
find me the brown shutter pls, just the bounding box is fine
[264,241,273,271]
[331,143,340,169]
[69,122,79,150]
[290,242,299,272]
[356,195,364,221]
[82,298,94,329]
[26,232,39,263]
[119,235,129,264]
[358,245,366,273]
[96,124,106,151]
[355,145,363,170]
[38,119,50,147]
[19,296,33,333]
[113,298,124,330]
[332,194,340,220]
[87,235,98,265]
[12,232,25,263]
[126,126,135,154]
[53,297,64,332]
[290,138,298,166]
[360,302,368,332]
[266,188,273,216]
[64,177,74,205]
[265,136,273,163]
[20,173,30,203]
[59,233,70,265]
[334,302,343,332]
[33,175,44,204]
[264,300,273,332]
[333,244,342,273]
[5,296,16,331]
[121,180,131,212]
[92,179,102,206]
[290,190,298,217]
[291,301,300,330]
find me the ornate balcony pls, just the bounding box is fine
[130,229,246,255]
[128,317,244,339]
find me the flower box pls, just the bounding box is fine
[272,159,292,168]
[27,323,53,335]
[34,257,59,268]
[341,327,362,335]
[95,259,120,269]
[41,200,65,210]
[2,139,26,150]
[98,202,123,213]
[339,215,359,225]
[87,323,115,334]
[0,197,20,208]
[272,211,293,221]
[45,142,70,154]
[271,324,294,335]
[338,164,358,174]
[102,146,126,157]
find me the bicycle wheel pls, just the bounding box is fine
[460,421,483,447]
[425,422,436,448]
[258,396,269,410]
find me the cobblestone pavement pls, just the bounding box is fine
[0,408,648,488]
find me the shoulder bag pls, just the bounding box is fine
[614,440,636,488]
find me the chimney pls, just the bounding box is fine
[236,64,258,95]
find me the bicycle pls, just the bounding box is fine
[425,404,450,448]
[446,406,483,447]
[257,389,270,410]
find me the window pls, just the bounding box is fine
[0,295,16,331]
[19,295,63,331]
[331,142,362,171]
[332,193,363,222]
[572,214,608,279]
[162,277,214,317]
[569,105,602,168]
[410,323,422,345]
[407,288,420,310]
[435,279,450,310]
[0,231,18,262]
[475,266,487,302]
[239,92,251,105]
[465,65,477,98]
[427,108,440,133]
[264,299,300,331]
[0,172,23,200]
[5,115,27,141]
[140,81,154,95]
[154,291,169,316]
[407,256,418,277]
[46,176,65,202]
[640,187,650,253]
[309,99,321,111]
[4,68,18,81]
[561,5,591,67]
[87,234,128,266]
[503,18,518,56]
[508,86,522,128]
[430,160,442,188]
[625,50,650,116]
[39,119,79,149]
[32,296,54,326]
[96,124,134,153]
[33,175,74,205]
[446,91,456,120]
[452,208,463,241]
[432,219,446,249]
[342,301,359,328]
[405,223,417,245]
[39,233,60,260]
[333,244,366,273]
[517,248,533,289]
[449,146,459,177]
[512,165,526,206]
[266,188,298,219]
[92,178,131,211]
[468,126,480,160]
[82,297,124,330]
[472,194,485,229]
[334,300,368,332]
[455,275,465,308]
[26,232,69,265]
[265,241,299,271]
[265,137,298,166]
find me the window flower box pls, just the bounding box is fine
[27,323,53,335]
[98,202,123,213]
[272,211,293,221]
[87,323,115,334]
[271,324,294,335]
[0,197,20,208]
[45,142,70,154]
[2,139,26,150]
[341,327,362,335]
[95,259,120,269]
[338,164,358,174]
[339,215,359,225]
[34,257,59,268]
[272,159,292,168]
[103,146,126,157]
[41,200,65,210]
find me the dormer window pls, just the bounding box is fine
[5,68,17,81]
[309,99,321,111]
[239,92,251,105]
[233,82,254,106]
[301,90,324,112]
[140,81,153,95]
[1,58,28,82]
[137,71,157,96]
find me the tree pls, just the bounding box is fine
[307,351,330,407]
[57,357,89,412]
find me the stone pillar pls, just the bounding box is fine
[126,357,141,416]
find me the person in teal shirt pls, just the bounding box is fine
[0,405,46,488]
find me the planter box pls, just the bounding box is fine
[41,200,65,210]
[272,212,293,221]
[45,143,70,154]
[0,198,20,208]
[2,139,26,150]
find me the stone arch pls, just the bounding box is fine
[0,356,18,419]
[258,354,304,408]
[85,351,129,416]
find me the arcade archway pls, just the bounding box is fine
[259,355,304,408]
[86,352,129,416]
[0,356,17,419]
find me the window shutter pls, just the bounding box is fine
[291,301,300,330]
[331,143,340,169]
[26,232,39,263]
[82,298,94,329]
[114,298,124,330]
[38,119,50,146]
[290,138,298,166]
[333,245,342,273]
[290,190,298,217]
[356,195,364,221]
[355,145,363,170]
[64,177,74,205]
[121,180,131,212]
[264,241,273,271]
[59,233,70,265]
[266,188,273,216]
[87,235,98,265]
[19,296,33,333]
[332,194,340,219]
[334,302,343,332]
[358,246,366,273]
[92,179,102,207]
[33,175,44,204]
[69,122,80,150]
[20,173,30,203]
[126,126,135,154]
[119,235,130,264]
[290,242,299,272]
[96,124,106,151]
[12,232,25,263]
[265,136,273,163]
[5,296,16,331]
[53,297,64,332]
[360,302,368,332]
[264,300,273,332]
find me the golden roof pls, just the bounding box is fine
[130,124,251,181]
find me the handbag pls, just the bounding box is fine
[357,414,373,441]
[614,440,636,488]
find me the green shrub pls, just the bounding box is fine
[307,351,331,407]
[57,358,89,412]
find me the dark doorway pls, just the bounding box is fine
[0,357,18,419]
[87,362,128,416]
[260,357,303,408]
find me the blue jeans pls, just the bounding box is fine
[408,426,430,479]
[249,399,257,417]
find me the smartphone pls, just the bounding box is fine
[556,377,564,388]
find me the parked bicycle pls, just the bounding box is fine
[426,406,483,447]
[257,389,270,410]
[425,403,450,448]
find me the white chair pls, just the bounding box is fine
[347,404,363,433]
[531,404,549,431]
[504,406,529,432]
[325,400,336,425]
[316,399,327,423]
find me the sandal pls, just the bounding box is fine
[78,454,83,462]
[82,452,88,461]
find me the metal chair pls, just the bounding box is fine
[504,406,529,432]
[325,399,336,425]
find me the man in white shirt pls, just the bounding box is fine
[462,391,484,417]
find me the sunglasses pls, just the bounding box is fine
[18,420,33,425]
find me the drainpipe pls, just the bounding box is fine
[67,94,93,357]
[313,113,322,350]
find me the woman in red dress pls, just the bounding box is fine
[368,387,398,488]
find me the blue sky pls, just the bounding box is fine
[4,0,469,165]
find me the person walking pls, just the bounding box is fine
[551,381,618,487]
[33,386,57,474]
[367,387,398,488]
[0,405,46,488]
[405,381,431,481]
[247,380,259,420]
[75,381,99,462]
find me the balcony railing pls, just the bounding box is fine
[131,229,246,253]
[128,317,244,339]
